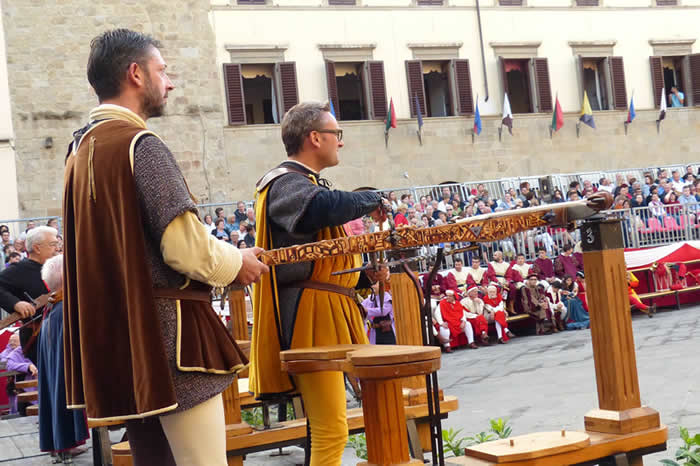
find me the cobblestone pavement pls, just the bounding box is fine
[2,305,698,464]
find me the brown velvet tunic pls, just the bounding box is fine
[63,118,245,421]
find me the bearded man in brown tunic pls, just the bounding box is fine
[63,29,268,466]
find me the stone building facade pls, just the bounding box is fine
[2,0,700,217]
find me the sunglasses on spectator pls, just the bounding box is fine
[315,129,343,142]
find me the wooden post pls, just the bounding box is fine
[222,376,252,466]
[580,219,660,435]
[228,287,249,341]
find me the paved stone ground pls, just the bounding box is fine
[1,304,698,464]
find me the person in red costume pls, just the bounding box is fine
[460,286,491,346]
[482,284,515,343]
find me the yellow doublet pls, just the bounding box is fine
[249,174,368,465]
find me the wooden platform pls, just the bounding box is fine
[450,426,667,465]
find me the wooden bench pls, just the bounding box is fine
[17,390,37,403]
[26,404,38,416]
[638,284,700,310]
[15,379,37,389]
[111,395,459,464]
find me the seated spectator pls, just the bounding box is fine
[665,192,682,219]
[214,206,225,223]
[447,258,469,292]
[534,227,556,256]
[417,195,428,213]
[670,170,687,193]
[598,177,614,193]
[234,201,248,225]
[520,274,550,335]
[576,271,589,311]
[1,333,21,414]
[568,181,582,199]
[6,336,37,416]
[551,190,565,203]
[461,287,490,346]
[679,185,697,211]
[211,218,230,241]
[246,208,256,228]
[628,272,655,315]
[394,204,409,226]
[465,256,490,291]
[582,179,597,194]
[554,244,579,279]
[436,290,476,350]
[38,255,89,460]
[438,187,452,212]
[226,215,238,232]
[203,214,216,233]
[482,284,514,343]
[237,239,248,249]
[545,281,567,330]
[424,205,435,223]
[648,193,665,220]
[502,192,516,209]
[238,221,249,241]
[561,275,590,330]
[532,247,555,288]
[630,193,646,209]
[1,228,11,249]
[362,283,395,345]
[450,199,462,216]
[487,251,509,289]
[518,182,532,207]
[13,235,27,258]
[244,225,256,248]
[6,252,21,266]
[505,254,530,314]
[229,230,240,245]
[445,204,458,221]
[388,191,399,211]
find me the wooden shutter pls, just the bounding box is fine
[325,60,339,116]
[405,60,426,118]
[452,59,474,115]
[656,0,677,5]
[688,54,700,107]
[417,0,443,4]
[608,56,628,110]
[576,55,585,100]
[328,0,355,4]
[275,62,299,116]
[533,58,553,113]
[364,61,387,120]
[649,56,664,109]
[223,63,246,125]
[499,56,509,96]
[499,0,522,4]
[576,0,598,5]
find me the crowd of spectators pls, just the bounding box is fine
[1,220,63,269]
[202,202,257,249]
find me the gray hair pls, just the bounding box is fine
[26,226,57,253]
[281,101,331,156]
[41,254,63,292]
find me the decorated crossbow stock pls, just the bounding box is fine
[259,192,613,267]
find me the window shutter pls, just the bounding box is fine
[499,56,509,96]
[364,61,387,120]
[237,0,266,4]
[451,59,474,115]
[608,56,628,110]
[275,62,299,117]
[499,0,522,4]
[656,0,677,5]
[576,55,585,100]
[417,0,443,4]
[576,0,598,5]
[533,58,553,113]
[325,60,339,115]
[405,60,426,118]
[328,0,355,4]
[688,53,700,107]
[649,56,664,109]
[223,63,246,125]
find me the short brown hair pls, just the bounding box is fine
[281,101,331,156]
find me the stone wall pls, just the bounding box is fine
[2,1,699,216]
[223,107,700,199]
[1,0,227,217]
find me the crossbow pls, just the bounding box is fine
[257,192,612,466]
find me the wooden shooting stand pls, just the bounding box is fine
[227,286,249,341]
[281,344,441,466]
[454,219,667,465]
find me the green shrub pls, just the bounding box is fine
[661,426,700,466]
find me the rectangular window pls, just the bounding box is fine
[656,0,678,5]
[223,62,299,125]
[576,0,599,5]
[405,59,473,118]
[237,0,266,4]
[325,60,386,121]
[417,0,443,5]
[328,0,356,4]
[499,57,553,114]
[499,0,522,5]
[650,55,700,108]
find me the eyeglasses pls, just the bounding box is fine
[315,129,343,142]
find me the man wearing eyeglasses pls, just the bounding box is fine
[250,101,388,466]
[0,226,57,363]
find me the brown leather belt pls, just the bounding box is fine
[153,288,211,302]
[286,280,356,299]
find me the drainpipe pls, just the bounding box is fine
[475,0,489,102]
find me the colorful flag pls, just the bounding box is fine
[385,98,397,133]
[657,88,667,122]
[473,95,482,135]
[414,94,423,131]
[626,94,636,124]
[329,99,337,119]
[551,94,564,132]
[501,93,513,135]
[579,91,596,129]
